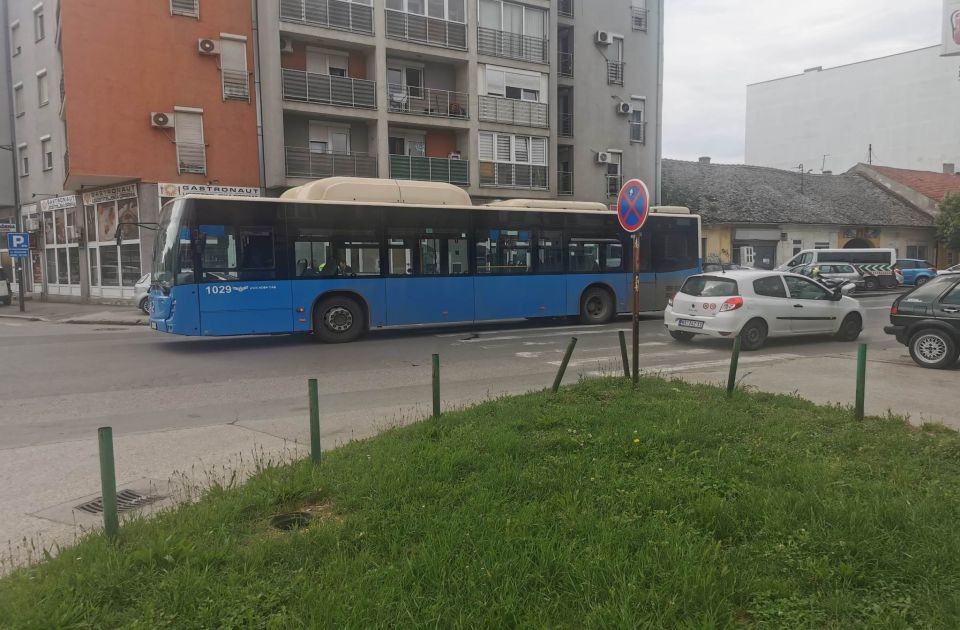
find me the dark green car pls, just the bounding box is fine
[885,275,960,369]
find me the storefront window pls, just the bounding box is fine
[56,249,67,284]
[88,248,99,286]
[121,243,140,286]
[68,247,80,284]
[85,188,142,296]
[99,245,119,286]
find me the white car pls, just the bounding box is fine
[940,264,960,275]
[664,270,865,350]
[0,267,10,306]
[134,273,151,314]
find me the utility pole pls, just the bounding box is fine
[2,0,26,312]
[868,144,873,165]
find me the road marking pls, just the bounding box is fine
[638,353,803,374]
[457,328,632,343]
[436,322,615,338]
[522,341,558,346]
[548,348,714,368]
[3,322,23,327]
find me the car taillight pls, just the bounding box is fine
[668,292,677,307]
[890,305,898,315]
[720,297,743,312]
[928,267,938,273]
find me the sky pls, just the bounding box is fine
[663,0,944,164]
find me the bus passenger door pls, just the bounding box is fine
[474,229,565,320]
[385,235,475,325]
[196,219,294,336]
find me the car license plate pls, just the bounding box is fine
[150,321,157,330]
[677,319,704,329]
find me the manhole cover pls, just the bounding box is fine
[75,489,163,515]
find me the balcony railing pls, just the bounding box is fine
[631,6,648,31]
[478,96,548,128]
[629,120,646,144]
[222,69,250,101]
[385,9,467,50]
[607,60,625,85]
[558,0,574,18]
[387,84,468,119]
[477,27,548,64]
[559,113,573,138]
[285,147,377,179]
[279,0,374,35]
[558,170,573,196]
[479,162,548,190]
[389,155,469,185]
[282,69,377,109]
[606,174,623,197]
[558,51,573,78]
[177,142,206,175]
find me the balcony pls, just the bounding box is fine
[558,170,573,196]
[607,60,624,85]
[279,0,374,35]
[558,113,573,138]
[177,142,206,175]
[630,120,646,144]
[387,85,469,120]
[282,69,377,109]
[389,155,469,185]
[558,51,573,78]
[479,163,548,190]
[558,0,573,18]
[477,27,548,64]
[631,6,648,31]
[285,147,377,179]
[385,9,467,50]
[478,96,548,128]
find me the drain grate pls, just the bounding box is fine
[74,489,163,515]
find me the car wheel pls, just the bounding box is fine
[579,287,614,325]
[313,296,365,343]
[862,276,879,291]
[739,318,768,351]
[834,313,862,342]
[908,329,958,369]
[915,276,930,287]
[670,330,695,342]
[139,297,150,315]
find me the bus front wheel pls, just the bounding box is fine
[579,287,614,325]
[314,296,365,343]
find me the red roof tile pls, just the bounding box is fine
[871,165,960,203]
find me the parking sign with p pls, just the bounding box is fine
[7,232,30,257]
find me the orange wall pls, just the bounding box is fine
[426,131,458,158]
[60,0,259,187]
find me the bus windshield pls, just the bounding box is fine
[153,200,186,291]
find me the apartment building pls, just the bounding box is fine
[4,0,260,302]
[0,3,13,227]
[257,0,663,203]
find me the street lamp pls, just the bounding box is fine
[0,143,27,312]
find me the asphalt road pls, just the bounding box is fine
[2,292,950,562]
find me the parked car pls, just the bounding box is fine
[134,273,151,314]
[894,259,938,286]
[789,263,865,289]
[702,262,747,273]
[940,264,960,275]
[664,270,864,351]
[885,275,960,369]
[0,267,10,306]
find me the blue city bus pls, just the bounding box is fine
[150,180,701,342]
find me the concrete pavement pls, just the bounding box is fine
[0,293,952,570]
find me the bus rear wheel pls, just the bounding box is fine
[314,296,365,343]
[579,287,614,325]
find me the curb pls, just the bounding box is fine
[62,319,148,327]
[0,313,47,322]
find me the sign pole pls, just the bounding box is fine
[632,234,640,384]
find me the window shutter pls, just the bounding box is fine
[496,134,512,161]
[504,71,541,92]
[170,0,199,18]
[478,132,494,161]
[514,136,529,163]
[531,137,547,165]
[175,111,206,174]
[220,39,249,100]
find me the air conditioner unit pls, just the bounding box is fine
[279,37,294,54]
[150,112,175,128]
[596,31,612,45]
[596,151,611,164]
[616,102,632,115]
[24,217,40,231]
[198,38,220,55]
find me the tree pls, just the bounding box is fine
[936,192,960,252]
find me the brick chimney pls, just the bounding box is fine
[698,156,711,165]
[944,163,956,175]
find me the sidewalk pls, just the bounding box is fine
[0,299,146,326]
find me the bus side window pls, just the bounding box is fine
[538,230,564,273]
[476,228,531,274]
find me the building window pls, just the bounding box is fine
[170,0,199,18]
[387,0,464,21]
[814,242,829,249]
[906,245,929,260]
[478,131,548,189]
[37,70,49,106]
[18,145,29,176]
[607,37,625,85]
[174,109,206,174]
[792,239,802,256]
[13,83,24,116]
[10,21,20,56]
[41,137,53,171]
[629,98,645,143]
[483,65,544,102]
[605,151,622,196]
[219,37,249,101]
[478,0,547,63]
[33,5,44,42]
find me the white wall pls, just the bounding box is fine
[746,47,960,173]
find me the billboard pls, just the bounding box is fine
[945,0,960,56]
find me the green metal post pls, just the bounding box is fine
[432,354,441,417]
[97,427,119,540]
[552,337,578,393]
[855,343,867,420]
[618,330,630,378]
[308,378,321,464]
[726,335,742,398]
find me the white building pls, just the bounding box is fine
[745,46,960,174]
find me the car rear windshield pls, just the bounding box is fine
[680,276,739,297]
[902,276,957,302]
